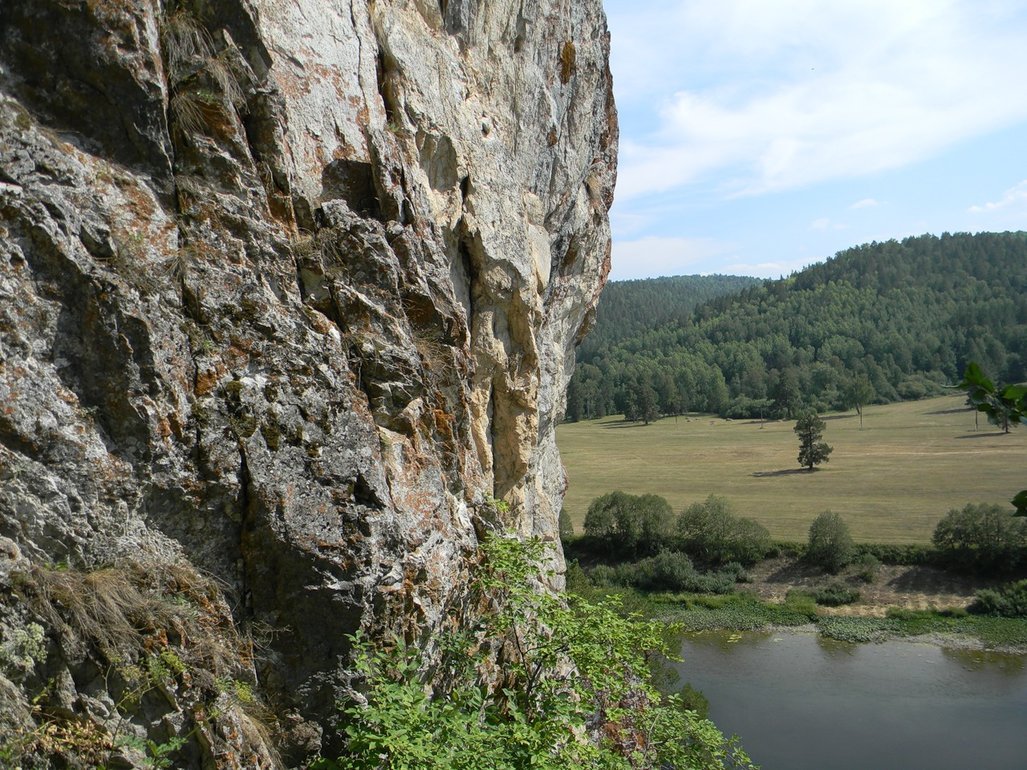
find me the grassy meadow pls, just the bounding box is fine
[557,395,1027,545]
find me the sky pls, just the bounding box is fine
[602,0,1027,280]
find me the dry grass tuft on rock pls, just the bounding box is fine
[4,559,281,767]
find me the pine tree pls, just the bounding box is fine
[794,410,833,470]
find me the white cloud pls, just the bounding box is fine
[607,0,1027,201]
[968,180,1027,213]
[610,236,736,280]
[850,198,880,210]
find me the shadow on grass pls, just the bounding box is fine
[600,421,650,429]
[821,413,856,421]
[954,432,1008,439]
[886,566,986,596]
[751,468,815,478]
[927,407,974,416]
[764,559,824,584]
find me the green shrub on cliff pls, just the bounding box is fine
[319,534,754,770]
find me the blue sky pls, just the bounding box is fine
[603,0,1027,280]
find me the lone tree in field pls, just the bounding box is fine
[844,374,875,430]
[794,410,832,471]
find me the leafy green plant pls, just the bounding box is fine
[805,511,854,573]
[117,734,189,769]
[675,495,771,567]
[589,551,739,595]
[969,580,1027,617]
[953,361,1027,517]
[818,616,897,644]
[955,361,1026,434]
[932,503,1027,574]
[583,490,674,557]
[666,591,817,632]
[320,534,755,769]
[485,494,511,514]
[809,581,861,607]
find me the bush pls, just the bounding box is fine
[728,518,774,566]
[587,551,738,595]
[719,561,751,583]
[323,534,757,770]
[932,503,1027,574]
[628,551,703,592]
[586,563,620,587]
[805,511,854,573]
[968,580,1027,617]
[564,559,589,594]
[810,581,861,607]
[676,495,772,567]
[851,543,933,566]
[851,553,880,583]
[583,491,674,557]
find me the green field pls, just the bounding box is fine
[557,395,1027,544]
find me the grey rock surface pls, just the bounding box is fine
[0,0,615,764]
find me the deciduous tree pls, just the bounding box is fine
[805,511,853,573]
[583,491,673,556]
[844,374,875,430]
[932,503,1027,574]
[675,495,771,567]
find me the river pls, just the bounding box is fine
[670,630,1027,770]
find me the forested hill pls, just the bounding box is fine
[578,274,761,357]
[569,231,1027,422]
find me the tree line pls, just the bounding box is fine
[568,491,1027,601]
[568,232,1027,422]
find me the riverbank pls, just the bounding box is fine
[569,550,1027,652]
[645,590,1027,653]
[744,554,991,615]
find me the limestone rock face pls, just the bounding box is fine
[0,0,614,765]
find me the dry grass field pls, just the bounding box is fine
[556,394,1027,544]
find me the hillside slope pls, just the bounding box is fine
[571,232,1027,420]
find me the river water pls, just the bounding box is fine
[669,630,1027,770]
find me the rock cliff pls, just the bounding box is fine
[0,0,615,765]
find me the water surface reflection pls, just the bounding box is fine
[671,630,1027,770]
